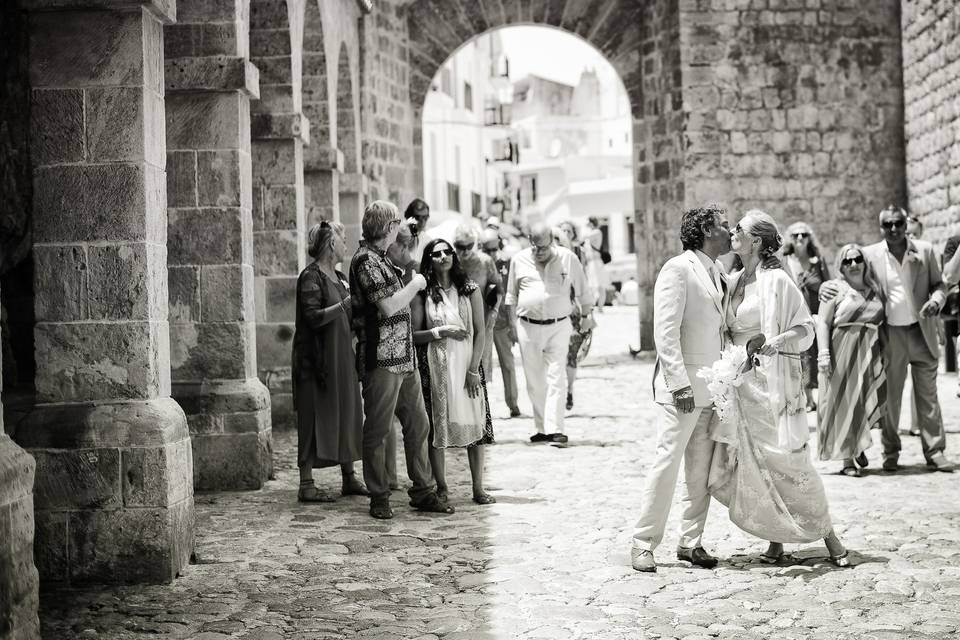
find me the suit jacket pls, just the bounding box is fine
[863,239,946,357]
[652,250,727,407]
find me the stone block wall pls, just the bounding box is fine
[902,0,960,247]
[678,0,906,260]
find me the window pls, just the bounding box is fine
[471,191,482,217]
[626,218,636,254]
[464,82,473,112]
[441,68,452,97]
[447,182,461,212]
[520,174,537,208]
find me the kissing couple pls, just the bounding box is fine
[630,204,850,572]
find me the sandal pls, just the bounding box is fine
[341,474,370,496]
[436,488,449,503]
[829,550,851,568]
[410,494,455,514]
[758,551,784,564]
[298,485,337,503]
[855,452,869,468]
[472,493,496,505]
[840,466,861,477]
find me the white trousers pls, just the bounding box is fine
[632,404,715,551]
[517,317,572,434]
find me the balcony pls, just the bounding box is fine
[484,103,512,127]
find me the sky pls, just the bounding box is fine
[497,26,620,88]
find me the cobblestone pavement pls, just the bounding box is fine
[41,307,960,639]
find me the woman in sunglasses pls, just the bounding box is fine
[816,245,887,477]
[783,222,830,412]
[411,239,496,505]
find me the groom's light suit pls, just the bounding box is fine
[633,249,726,552]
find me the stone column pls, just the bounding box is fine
[164,2,273,491]
[338,172,367,254]
[250,0,309,429]
[19,1,194,584]
[0,285,41,639]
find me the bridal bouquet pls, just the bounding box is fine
[696,345,750,424]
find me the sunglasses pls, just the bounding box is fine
[881,219,905,230]
[791,232,810,239]
[841,255,865,267]
[430,248,454,258]
[453,243,474,252]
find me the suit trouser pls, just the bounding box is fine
[361,367,436,503]
[883,324,947,463]
[517,317,571,434]
[492,326,520,412]
[633,405,715,552]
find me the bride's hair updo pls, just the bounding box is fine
[743,209,783,259]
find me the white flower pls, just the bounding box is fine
[696,345,750,424]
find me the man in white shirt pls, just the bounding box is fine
[859,206,954,472]
[505,223,595,443]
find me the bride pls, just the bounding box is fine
[708,210,850,566]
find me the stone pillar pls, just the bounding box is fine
[19,1,194,584]
[0,286,41,639]
[250,0,309,429]
[165,2,273,490]
[338,172,367,254]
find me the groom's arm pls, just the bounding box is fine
[654,261,693,412]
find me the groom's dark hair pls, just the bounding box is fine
[680,204,725,251]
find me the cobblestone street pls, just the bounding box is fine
[40,307,960,639]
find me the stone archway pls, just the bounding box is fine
[404,0,677,348]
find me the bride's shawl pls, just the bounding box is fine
[757,267,814,451]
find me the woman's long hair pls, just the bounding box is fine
[834,243,885,303]
[419,238,471,304]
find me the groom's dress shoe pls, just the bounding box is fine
[676,546,718,569]
[631,548,656,573]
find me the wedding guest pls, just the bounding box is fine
[413,238,496,504]
[783,222,830,412]
[505,223,595,443]
[349,200,454,519]
[293,221,367,501]
[556,223,594,410]
[481,229,522,417]
[405,198,432,264]
[583,216,610,309]
[821,206,954,472]
[816,244,887,477]
[453,225,501,382]
[906,215,924,240]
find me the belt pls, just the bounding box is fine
[518,315,567,325]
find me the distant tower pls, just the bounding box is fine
[572,67,601,117]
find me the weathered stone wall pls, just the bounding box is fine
[636,0,686,346]
[902,0,960,247]
[360,0,418,207]
[678,0,905,259]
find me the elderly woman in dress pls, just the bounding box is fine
[816,244,887,477]
[412,238,496,505]
[783,222,830,412]
[292,221,368,502]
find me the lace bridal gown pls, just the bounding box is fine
[708,278,834,543]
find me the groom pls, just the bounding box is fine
[631,205,731,572]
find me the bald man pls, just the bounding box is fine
[505,223,595,443]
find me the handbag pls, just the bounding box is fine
[600,249,612,264]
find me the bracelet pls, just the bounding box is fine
[431,327,441,340]
[467,370,479,377]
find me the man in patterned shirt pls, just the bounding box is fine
[349,200,455,519]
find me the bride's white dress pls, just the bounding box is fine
[708,281,834,543]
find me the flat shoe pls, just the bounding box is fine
[342,477,370,496]
[472,493,496,505]
[758,550,790,564]
[369,503,393,519]
[855,452,868,468]
[829,550,851,567]
[840,466,860,477]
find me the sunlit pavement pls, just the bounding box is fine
[41,306,960,639]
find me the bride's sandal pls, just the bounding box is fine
[759,543,786,564]
[829,550,851,568]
